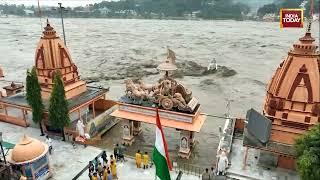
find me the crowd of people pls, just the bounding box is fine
[47,135,221,180]
[88,151,117,180]
[88,143,129,180]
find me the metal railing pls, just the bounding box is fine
[173,162,204,177]
[72,151,104,180]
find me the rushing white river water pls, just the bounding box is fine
[0,17,319,168]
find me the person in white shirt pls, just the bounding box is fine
[46,135,52,155]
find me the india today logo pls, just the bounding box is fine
[280,9,304,28]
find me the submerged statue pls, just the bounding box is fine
[76,120,85,137]
[123,48,198,113]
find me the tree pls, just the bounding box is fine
[257,3,277,17]
[26,67,45,136]
[295,124,320,180]
[48,71,70,141]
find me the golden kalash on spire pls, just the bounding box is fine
[35,19,86,99]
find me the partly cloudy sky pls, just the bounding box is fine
[0,0,109,7]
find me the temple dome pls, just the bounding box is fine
[11,135,47,163]
[263,29,320,144]
[34,20,87,99]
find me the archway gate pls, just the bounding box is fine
[110,102,206,159]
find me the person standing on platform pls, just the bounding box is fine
[202,168,211,180]
[89,161,94,172]
[118,143,126,162]
[45,135,52,155]
[102,166,108,180]
[135,150,142,168]
[92,172,98,180]
[114,144,119,161]
[93,157,99,172]
[110,160,117,179]
[101,151,108,165]
[98,162,103,178]
[107,170,112,180]
[143,152,149,169]
[88,169,93,180]
[210,167,215,178]
[110,155,116,165]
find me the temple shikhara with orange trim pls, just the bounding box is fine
[35,20,87,100]
[0,20,116,142]
[227,21,320,172]
[264,25,320,145]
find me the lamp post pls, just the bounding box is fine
[0,132,7,164]
[58,3,67,46]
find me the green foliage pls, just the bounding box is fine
[0,0,251,20]
[257,3,277,17]
[295,124,320,180]
[0,4,26,16]
[48,71,70,129]
[26,67,44,124]
[257,0,319,18]
[280,0,303,8]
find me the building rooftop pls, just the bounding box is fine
[243,128,295,157]
[0,86,108,111]
[227,138,299,180]
[0,121,199,179]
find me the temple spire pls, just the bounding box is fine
[306,0,314,33]
[43,18,56,38]
[298,0,316,44]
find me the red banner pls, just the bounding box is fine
[280,9,304,28]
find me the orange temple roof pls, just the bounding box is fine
[34,19,87,99]
[263,26,320,145]
[111,103,206,132]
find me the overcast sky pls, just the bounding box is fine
[0,0,111,7]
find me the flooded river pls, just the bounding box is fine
[0,17,319,168]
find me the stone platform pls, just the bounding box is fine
[0,122,199,180]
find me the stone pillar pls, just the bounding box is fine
[133,121,142,136]
[122,120,135,145]
[4,105,8,115]
[178,130,193,159]
[92,102,96,118]
[189,131,195,147]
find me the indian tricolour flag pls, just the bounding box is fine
[153,108,172,180]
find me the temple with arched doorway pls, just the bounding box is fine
[34,20,87,100]
[229,21,320,172]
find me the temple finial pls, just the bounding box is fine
[307,0,314,33]
[307,19,312,33]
